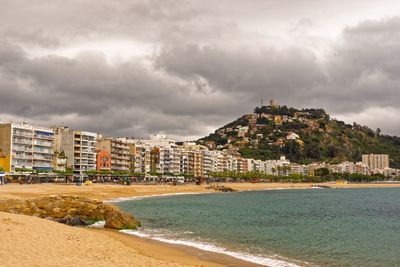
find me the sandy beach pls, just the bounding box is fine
[1,182,400,267]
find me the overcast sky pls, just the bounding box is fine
[1,0,400,140]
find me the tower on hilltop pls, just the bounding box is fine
[269,99,279,108]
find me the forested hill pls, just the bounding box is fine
[197,105,400,168]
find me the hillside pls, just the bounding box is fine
[197,104,400,168]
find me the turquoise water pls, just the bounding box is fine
[116,188,400,266]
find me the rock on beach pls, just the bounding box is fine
[0,195,140,230]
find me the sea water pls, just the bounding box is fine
[116,188,400,267]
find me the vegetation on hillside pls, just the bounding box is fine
[198,105,400,168]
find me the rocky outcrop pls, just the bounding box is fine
[0,195,140,230]
[206,185,237,192]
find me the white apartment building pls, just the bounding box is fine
[264,156,290,175]
[54,127,97,176]
[159,145,180,175]
[290,163,306,176]
[206,150,221,175]
[132,142,151,174]
[0,122,54,172]
[139,134,176,148]
[362,154,389,171]
[339,161,356,174]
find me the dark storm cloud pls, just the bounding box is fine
[1,1,400,139]
[154,17,400,135]
[154,44,325,106]
[0,41,239,139]
[323,17,400,111]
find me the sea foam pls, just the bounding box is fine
[121,229,301,267]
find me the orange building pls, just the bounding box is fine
[96,150,111,171]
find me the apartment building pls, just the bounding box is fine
[263,156,290,175]
[237,158,249,173]
[139,134,176,148]
[150,147,161,174]
[188,150,203,177]
[0,122,54,172]
[202,150,219,175]
[362,154,389,171]
[119,139,152,174]
[178,149,189,175]
[339,161,355,174]
[97,137,129,171]
[161,145,180,175]
[355,162,369,175]
[54,127,97,176]
[126,143,137,173]
[133,143,151,174]
[96,150,111,171]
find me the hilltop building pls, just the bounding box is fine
[269,99,279,108]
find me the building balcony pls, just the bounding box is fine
[13,154,33,160]
[33,156,52,161]
[33,161,51,167]
[33,141,53,147]
[34,134,54,140]
[33,149,53,154]
[12,159,33,165]
[12,146,33,152]
[13,139,33,145]
[13,131,33,138]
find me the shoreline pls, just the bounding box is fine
[95,228,263,267]
[1,183,400,266]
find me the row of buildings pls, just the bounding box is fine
[0,122,396,178]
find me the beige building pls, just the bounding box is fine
[54,127,97,176]
[362,154,389,171]
[119,138,151,174]
[188,150,203,178]
[0,122,54,172]
[97,137,130,172]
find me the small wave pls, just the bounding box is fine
[87,220,106,228]
[121,229,301,267]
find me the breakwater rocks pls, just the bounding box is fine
[206,185,237,192]
[0,195,140,230]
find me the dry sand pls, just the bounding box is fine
[0,211,196,267]
[1,182,400,267]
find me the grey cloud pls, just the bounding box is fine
[153,17,400,135]
[0,42,237,139]
[1,2,400,139]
